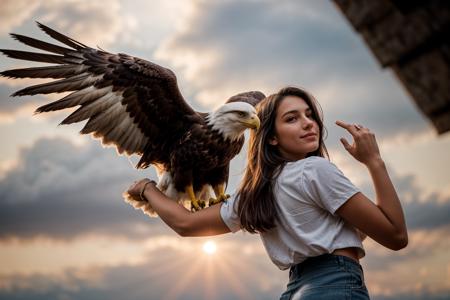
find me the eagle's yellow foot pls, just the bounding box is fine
[186,185,206,212]
[209,193,230,206]
[209,183,230,206]
[191,199,207,212]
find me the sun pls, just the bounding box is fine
[202,241,217,255]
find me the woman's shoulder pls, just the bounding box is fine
[305,156,329,164]
[286,156,331,169]
[287,156,338,179]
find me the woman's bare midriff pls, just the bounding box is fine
[332,247,360,263]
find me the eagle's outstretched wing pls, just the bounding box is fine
[0,22,202,168]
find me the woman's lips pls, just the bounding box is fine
[301,133,316,138]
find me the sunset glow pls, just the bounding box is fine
[202,241,217,255]
[1,1,449,299]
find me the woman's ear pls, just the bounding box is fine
[269,136,278,146]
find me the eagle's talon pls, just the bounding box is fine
[209,193,230,206]
[190,200,202,212]
[199,200,206,209]
[190,199,206,211]
[209,197,219,206]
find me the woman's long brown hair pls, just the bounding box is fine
[235,86,329,234]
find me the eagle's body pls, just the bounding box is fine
[154,121,245,208]
[0,22,264,214]
[170,122,245,192]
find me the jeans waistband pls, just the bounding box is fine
[290,253,362,278]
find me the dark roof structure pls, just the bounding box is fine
[333,0,450,135]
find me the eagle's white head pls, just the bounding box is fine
[207,102,260,141]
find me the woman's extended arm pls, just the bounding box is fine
[126,181,231,237]
[335,121,408,250]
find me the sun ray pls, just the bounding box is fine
[203,256,217,300]
[221,250,268,278]
[162,254,205,300]
[112,251,192,299]
[211,252,254,300]
[220,252,279,293]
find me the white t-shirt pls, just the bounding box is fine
[220,156,366,270]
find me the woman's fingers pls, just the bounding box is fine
[335,120,358,137]
[127,181,140,196]
[339,137,352,151]
[124,179,148,203]
[336,120,382,165]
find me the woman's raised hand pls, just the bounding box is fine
[335,120,382,166]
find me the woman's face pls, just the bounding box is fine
[270,95,320,161]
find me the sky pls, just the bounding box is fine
[0,0,449,299]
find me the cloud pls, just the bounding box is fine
[327,151,450,231]
[0,136,448,299]
[0,0,131,47]
[0,134,257,241]
[0,235,197,276]
[0,82,45,121]
[1,228,450,300]
[334,225,450,298]
[320,73,431,145]
[0,234,285,300]
[402,192,450,230]
[154,0,430,142]
[356,165,450,231]
[372,293,450,300]
[362,224,450,266]
[0,136,166,240]
[0,0,40,34]
[37,0,128,47]
[1,133,448,244]
[0,0,138,124]
[2,0,430,142]
[1,2,449,299]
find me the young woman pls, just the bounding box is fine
[126,86,408,299]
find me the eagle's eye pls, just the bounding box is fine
[237,111,247,118]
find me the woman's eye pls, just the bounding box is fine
[286,117,297,122]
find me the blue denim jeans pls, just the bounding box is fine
[279,254,370,300]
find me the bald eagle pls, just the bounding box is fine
[0,22,265,215]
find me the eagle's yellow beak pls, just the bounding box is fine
[242,115,260,130]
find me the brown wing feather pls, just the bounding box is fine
[225,91,266,106]
[196,91,266,118]
[0,22,202,168]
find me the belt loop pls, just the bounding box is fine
[296,263,301,275]
[337,255,344,266]
[290,264,299,280]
